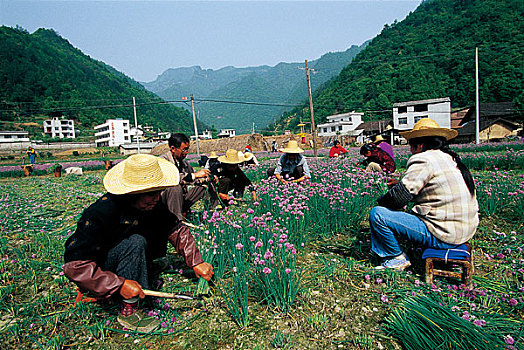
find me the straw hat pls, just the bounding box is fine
[208,151,218,159]
[399,118,458,141]
[103,154,179,195]
[374,135,385,143]
[280,140,304,154]
[218,149,245,164]
[243,152,254,162]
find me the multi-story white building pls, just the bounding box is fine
[217,129,236,138]
[43,117,75,138]
[94,119,131,147]
[393,97,451,131]
[317,111,364,137]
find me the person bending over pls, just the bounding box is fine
[63,154,213,332]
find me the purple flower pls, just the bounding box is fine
[249,236,256,242]
[233,267,237,273]
[364,275,370,281]
[285,268,291,274]
[508,298,518,306]
[263,267,271,274]
[504,335,515,345]
[235,243,243,250]
[380,294,389,303]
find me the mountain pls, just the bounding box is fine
[272,0,524,132]
[0,26,205,138]
[142,44,366,133]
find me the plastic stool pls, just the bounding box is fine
[423,243,473,289]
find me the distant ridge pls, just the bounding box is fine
[272,0,523,132]
[142,43,367,133]
[0,26,205,137]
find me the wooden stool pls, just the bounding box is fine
[424,243,473,289]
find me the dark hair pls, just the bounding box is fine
[168,133,190,148]
[360,143,376,155]
[408,136,475,195]
[333,140,340,146]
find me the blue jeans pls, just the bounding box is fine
[369,206,459,258]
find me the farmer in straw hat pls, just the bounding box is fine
[160,133,216,221]
[369,118,478,270]
[204,151,220,170]
[63,154,213,332]
[267,140,311,185]
[209,149,257,207]
[373,134,395,160]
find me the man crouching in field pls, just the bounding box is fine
[63,154,213,333]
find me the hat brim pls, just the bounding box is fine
[399,128,458,141]
[208,155,218,159]
[280,147,304,153]
[103,157,180,195]
[243,153,254,162]
[218,155,243,164]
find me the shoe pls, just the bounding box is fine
[117,310,160,333]
[375,253,411,270]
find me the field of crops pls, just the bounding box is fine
[0,143,523,349]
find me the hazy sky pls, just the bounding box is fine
[1,1,421,82]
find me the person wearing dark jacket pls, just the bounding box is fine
[161,133,216,220]
[357,143,396,173]
[63,154,213,332]
[210,149,256,207]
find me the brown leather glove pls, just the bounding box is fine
[120,279,145,299]
[193,262,214,281]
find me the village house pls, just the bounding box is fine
[455,102,521,143]
[217,129,236,138]
[393,97,451,131]
[94,119,131,147]
[0,130,31,151]
[317,111,364,140]
[43,117,76,139]
[354,120,394,144]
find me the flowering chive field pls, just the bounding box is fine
[0,143,523,349]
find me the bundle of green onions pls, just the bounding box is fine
[385,295,509,349]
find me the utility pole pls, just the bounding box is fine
[475,47,480,144]
[190,93,200,156]
[305,60,317,158]
[133,97,140,154]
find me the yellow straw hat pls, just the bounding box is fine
[280,140,304,154]
[243,152,254,162]
[399,118,458,141]
[218,149,245,164]
[103,154,179,195]
[208,151,218,159]
[374,135,385,142]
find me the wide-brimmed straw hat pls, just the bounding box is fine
[280,140,304,154]
[208,151,218,159]
[374,135,385,142]
[243,152,254,162]
[399,118,458,141]
[218,149,245,164]
[103,154,179,195]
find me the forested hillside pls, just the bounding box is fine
[0,26,204,138]
[271,0,523,132]
[143,44,366,133]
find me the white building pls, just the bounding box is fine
[94,119,131,147]
[0,130,31,150]
[393,97,451,131]
[43,117,75,138]
[217,129,236,138]
[318,111,364,137]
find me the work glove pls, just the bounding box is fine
[218,193,229,201]
[120,279,145,299]
[193,262,214,281]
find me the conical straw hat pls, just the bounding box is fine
[103,154,179,195]
[218,149,244,164]
[399,118,457,141]
[280,140,304,153]
[208,151,218,159]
